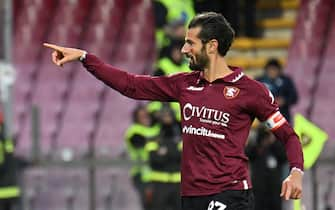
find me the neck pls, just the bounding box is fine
[203,54,233,82]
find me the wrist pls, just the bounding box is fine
[79,51,87,62]
[290,167,304,176]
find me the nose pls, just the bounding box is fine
[181,43,189,54]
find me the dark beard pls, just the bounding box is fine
[189,47,209,71]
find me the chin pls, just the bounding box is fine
[189,63,204,71]
[190,68,204,72]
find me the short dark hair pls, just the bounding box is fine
[265,58,282,71]
[188,12,235,56]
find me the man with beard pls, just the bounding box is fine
[44,12,303,210]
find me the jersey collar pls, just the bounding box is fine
[196,67,244,85]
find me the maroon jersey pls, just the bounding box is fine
[83,54,304,196]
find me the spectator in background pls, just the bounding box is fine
[0,112,21,210]
[154,39,190,76]
[246,125,287,210]
[249,58,299,210]
[194,0,257,37]
[147,39,191,122]
[145,107,182,210]
[125,105,160,210]
[257,58,299,123]
[153,0,195,50]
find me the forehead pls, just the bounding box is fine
[185,26,202,42]
[267,65,280,71]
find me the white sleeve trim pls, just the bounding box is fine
[79,51,88,62]
[291,167,304,175]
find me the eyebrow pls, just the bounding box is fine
[185,39,194,44]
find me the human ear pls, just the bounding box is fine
[208,40,218,54]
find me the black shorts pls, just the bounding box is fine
[181,190,254,210]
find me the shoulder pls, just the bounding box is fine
[241,75,269,94]
[240,75,275,104]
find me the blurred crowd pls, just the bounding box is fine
[153,0,257,60]
[125,103,182,210]
[0,113,23,210]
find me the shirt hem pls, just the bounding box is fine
[181,183,253,197]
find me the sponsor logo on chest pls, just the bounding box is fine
[183,103,230,127]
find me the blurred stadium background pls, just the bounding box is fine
[0,0,334,210]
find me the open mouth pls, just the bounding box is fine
[186,55,194,63]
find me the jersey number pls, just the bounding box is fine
[207,200,227,210]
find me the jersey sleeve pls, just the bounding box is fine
[249,82,304,171]
[249,82,279,122]
[82,54,180,101]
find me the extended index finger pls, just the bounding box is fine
[43,43,63,51]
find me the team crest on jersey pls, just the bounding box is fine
[223,86,240,99]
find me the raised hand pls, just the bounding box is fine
[43,43,86,67]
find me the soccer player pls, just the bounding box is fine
[44,12,303,210]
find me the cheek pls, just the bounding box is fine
[190,48,197,56]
